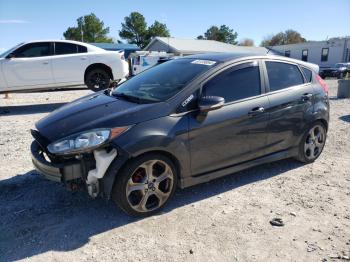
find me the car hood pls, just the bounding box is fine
[35,92,169,142]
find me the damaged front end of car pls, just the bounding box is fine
[30,126,130,198]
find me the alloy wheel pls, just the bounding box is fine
[304,125,326,161]
[125,160,174,213]
[89,72,108,90]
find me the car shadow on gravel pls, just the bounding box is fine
[339,115,350,123]
[0,159,303,261]
[0,103,66,116]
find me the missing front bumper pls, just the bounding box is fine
[31,141,83,182]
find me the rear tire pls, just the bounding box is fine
[111,153,178,217]
[296,121,327,163]
[85,68,111,92]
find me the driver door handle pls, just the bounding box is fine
[42,61,49,65]
[248,106,265,116]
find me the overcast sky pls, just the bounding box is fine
[0,0,349,52]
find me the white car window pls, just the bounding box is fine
[13,42,52,58]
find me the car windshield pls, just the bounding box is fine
[0,43,24,58]
[112,58,217,103]
[335,63,345,68]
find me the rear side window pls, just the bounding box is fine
[14,42,51,58]
[203,62,261,103]
[301,67,313,82]
[266,61,304,91]
[55,42,78,55]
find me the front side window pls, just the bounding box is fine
[321,48,329,62]
[302,49,308,61]
[113,58,217,103]
[13,42,51,58]
[203,62,261,103]
[266,61,304,91]
[0,43,24,58]
[55,42,78,55]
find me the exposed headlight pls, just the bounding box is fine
[47,127,129,155]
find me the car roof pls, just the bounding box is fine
[22,39,104,51]
[181,52,319,72]
[183,52,265,62]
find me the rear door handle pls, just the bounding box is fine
[301,93,313,101]
[42,61,49,65]
[248,106,265,116]
[81,57,87,60]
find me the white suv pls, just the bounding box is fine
[0,40,129,92]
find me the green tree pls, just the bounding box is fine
[119,12,148,48]
[119,12,170,48]
[197,25,238,45]
[260,29,306,46]
[146,21,170,43]
[63,13,113,43]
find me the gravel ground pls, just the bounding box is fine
[0,81,349,262]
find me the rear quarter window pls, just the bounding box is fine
[301,67,313,82]
[266,61,304,91]
[78,45,87,53]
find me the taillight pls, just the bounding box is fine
[316,75,329,94]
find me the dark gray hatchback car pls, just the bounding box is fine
[31,52,329,216]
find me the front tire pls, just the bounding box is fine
[111,153,178,217]
[296,122,327,163]
[85,68,111,92]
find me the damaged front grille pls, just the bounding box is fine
[30,129,51,151]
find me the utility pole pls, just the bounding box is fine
[81,17,84,42]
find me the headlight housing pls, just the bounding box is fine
[47,127,129,155]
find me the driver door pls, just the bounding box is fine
[3,42,54,90]
[188,61,270,175]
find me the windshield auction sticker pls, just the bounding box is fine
[191,60,216,66]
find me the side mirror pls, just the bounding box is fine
[6,53,15,59]
[198,96,225,112]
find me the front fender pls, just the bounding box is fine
[115,116,191,176]
[108,115,191,191]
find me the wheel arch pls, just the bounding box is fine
[102,148,184,200]
[131,150,182,181]
[316,118,328,132]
